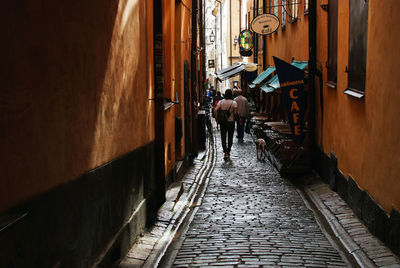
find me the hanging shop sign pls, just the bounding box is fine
[251,14,280,35]
[273,56,306,143]
[239,29,254,57]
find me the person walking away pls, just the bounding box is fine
[212,91,224,128]
[214,89,237,160]
[234,89,249,142]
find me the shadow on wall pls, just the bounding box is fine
[1,0,158,267]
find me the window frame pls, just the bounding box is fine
[327,0,338,88]
[346,0,369,98]
[281,0,287,29]
[304,0,309,14]
[290,0,298,22]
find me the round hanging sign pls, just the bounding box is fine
[251,14,280,35]
[239,29,254,52]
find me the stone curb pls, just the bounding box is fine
[303,185,376,267]
[119,134,215,268]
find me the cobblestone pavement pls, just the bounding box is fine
[165,129,350,267]
[304,178,400,267]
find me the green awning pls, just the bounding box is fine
[261,85,276,93]
[260,74,280,93]
[291,60,308,70]
[260,61,307,93]
[248,66,276,88]
[261,74,280,92]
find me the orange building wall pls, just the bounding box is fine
[265,1,309,66]
[314,0,328,146]
[163,0,179,177]
[175,0,192,159]
[318,0,400,213]
[0,0,155,213]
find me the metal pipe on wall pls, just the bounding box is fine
[229,0,232,66]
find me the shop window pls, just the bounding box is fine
[327,0,338,88]
[346,0,368,97]
[274,0,279,17]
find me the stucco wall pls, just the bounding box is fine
[265,1,309,66]
[0,0,155,213]
[319,0,400,213]
[163,0,177,177]
[175,1,192,159]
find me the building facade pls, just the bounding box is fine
[314,0,400,255]
[0,0,202,266]
[245,0,400,255]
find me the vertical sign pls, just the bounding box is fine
[273,57,306,143]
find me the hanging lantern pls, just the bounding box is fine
[239,29,254,57]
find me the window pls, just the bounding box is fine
[290,0,298,20]
[281,0,287,28]
[347,0,368,95]
[304,0,309,13]
[327,0,338,87]
[268,0,273,14]
[274,0,279,17]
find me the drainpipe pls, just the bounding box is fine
[308,0,317,163]
[191,0,199,154]
[220,0,223,70]
[263,0,267,69]
[229,0,232,66]
[153,0,166,207]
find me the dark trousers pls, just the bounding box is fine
[236,117,246,140]
[220,121,235,153]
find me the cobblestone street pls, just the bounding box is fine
[162,127,350,267]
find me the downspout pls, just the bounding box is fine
[153,0,166,206]
[229,0,232,66]
[220,0,223,69]
[191,0,199,154]
[199,0,205,102]
[239,0,241,31]
[263,0,267,69]
[308,0,317,163]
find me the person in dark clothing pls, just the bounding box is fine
[214,89,238,160]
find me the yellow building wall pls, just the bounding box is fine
[318,0,400,213]
[0,0,155,212]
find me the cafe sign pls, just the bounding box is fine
[273,57,306,143]
[251,14,280,35]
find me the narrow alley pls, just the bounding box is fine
[2,1,400,267]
